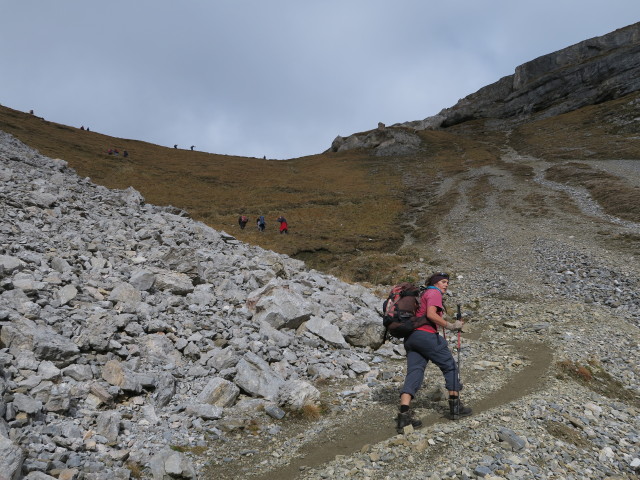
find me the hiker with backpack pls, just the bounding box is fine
[256,215,266,232]
[276,216,288,234]
[395,272,472,432]
[238,215,248,229]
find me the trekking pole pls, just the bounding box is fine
[456,304,462,393]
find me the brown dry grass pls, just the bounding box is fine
[544,420,591,449]
[0,105,408,281]
[508,92,640,223]
[509,92,640,161]
[0,104,493,283]
[557,359,639,407]
[300,403,322,421]
[2,91,637,283]
[545,162,640,223]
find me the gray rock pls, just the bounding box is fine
[206,346,239,371]
[264,404,286,420]
[37,360,61,380]
[258,320,292,348]
[139,334,184,368]
[335,312,384,349]
[96,411,121,443]
[129,269,156,291]
[56,284,78,306]
[24,473,58,480]
[251,286,312,329]
[474,465,493,477]
[234,352,285,401]
[154,271,194,295]
[277,379,320,410]
[108,282,141,304]
[196,377,240,407]
[0,255,24,274]
[150,448,197,480]
[497,427,527,451]
[304,316,348,347]
[29,191,57,208]
[75,314,120,352]
[13,393,42,414]
[153,372,176,408]
[50,257,72,273]
[62,364,94,381]
[101,360,142,393]
[185,403,223,420]
[1,317,79,366]
[121,186,144,206]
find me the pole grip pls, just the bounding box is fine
[456,304,462,349]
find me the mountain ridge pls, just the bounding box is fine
[330,21,640,155]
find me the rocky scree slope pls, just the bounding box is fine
[0,130,390,479]
[1,129,639,480]
[292,132,640,478]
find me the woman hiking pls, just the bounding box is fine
[276,216,288,234]
[397,272,472,432]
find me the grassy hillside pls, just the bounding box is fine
[0,106,415,284]
[2,93,639,284]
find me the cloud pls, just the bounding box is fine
[1,1,638,158]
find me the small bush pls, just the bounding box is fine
[557,359,593,382]
[557,359,639,407]
[125,461,144,479]
[301,403,322,421]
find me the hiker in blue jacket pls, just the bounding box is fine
[256,215,266,232]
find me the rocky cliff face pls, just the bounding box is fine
[0,131,388,479]
[330,22,640,154]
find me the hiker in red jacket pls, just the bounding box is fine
[238,215,248,229]
[277,216,288,234]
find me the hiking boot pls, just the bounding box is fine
[448,396,472,420]
[396,409,423,433]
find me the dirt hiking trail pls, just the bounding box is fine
[251,342,552,480]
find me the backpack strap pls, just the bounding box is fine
[428,285,452,335]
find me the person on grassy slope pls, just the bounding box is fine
[397,272,472,432]
[277,216,288,234]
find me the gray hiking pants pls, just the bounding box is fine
[401,330,462,397]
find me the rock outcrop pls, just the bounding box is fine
[330,22,640,154]
[422,21,640,128]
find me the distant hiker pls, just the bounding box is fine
[80,126,85,130]
[174,144,178,149]
[87,127,90,132]
[29,109,34,115]
[190,145,195,151]
[277,216,288,234]
[257,215,266,232]
[238,215,248,229]
[123,150,129,158]
[396,272,471,433]
[107,149,113,155]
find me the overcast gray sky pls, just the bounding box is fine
[1,2,639,159]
